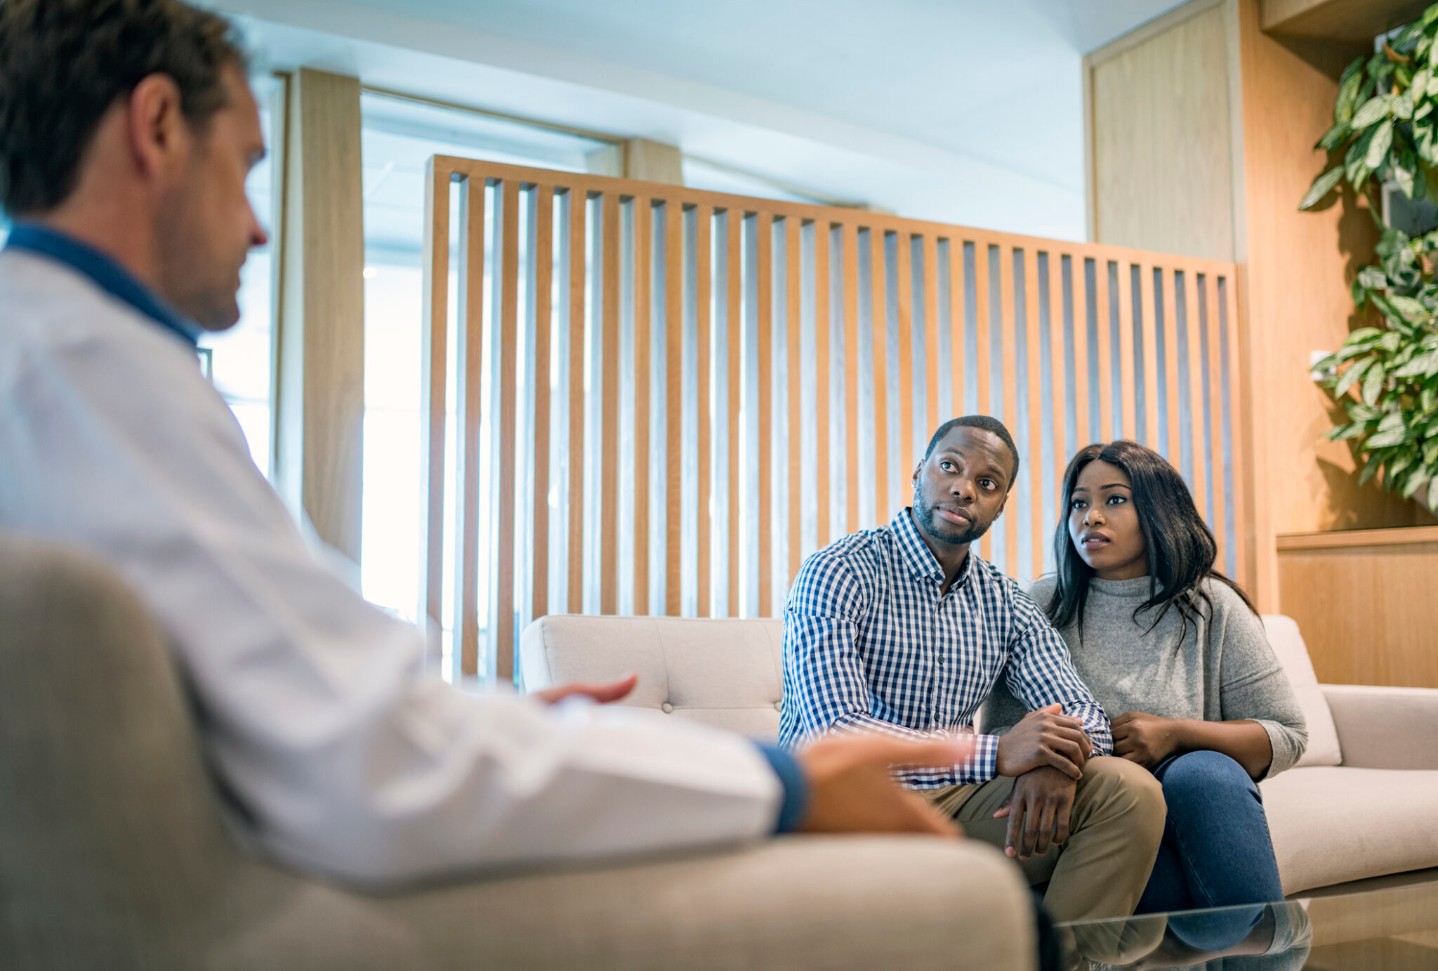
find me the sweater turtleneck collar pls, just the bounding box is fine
[1088,574,1159,600]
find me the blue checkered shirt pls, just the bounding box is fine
[779,508,1112,787]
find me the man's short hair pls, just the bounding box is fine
[923,415,1020,490]
[0,0,246,217]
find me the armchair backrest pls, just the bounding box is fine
[519,615,785,740]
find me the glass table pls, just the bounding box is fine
[1060,878,1438,969]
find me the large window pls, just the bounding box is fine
[359,89,610,681]
[199,74,285,478]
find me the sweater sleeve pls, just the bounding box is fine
[1208,582,1308,778]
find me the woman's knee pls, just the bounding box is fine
[1159,750,1255,798]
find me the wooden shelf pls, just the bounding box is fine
[1276,524,1438,551]
[1261,0,1431,43]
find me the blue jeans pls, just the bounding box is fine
[1136,750,1285,914]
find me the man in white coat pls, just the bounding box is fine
[0,0,972,887]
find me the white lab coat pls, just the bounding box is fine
[0,248,781,886]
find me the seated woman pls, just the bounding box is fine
[987,440,1307,913]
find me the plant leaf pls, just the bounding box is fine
[1366,426,1408,448]
[1352,95,1391,128]
[1334,358,1371,397]
[1367,120,1396,170]
[1299,166,1345,210]
[1362,364,1387,405]
[1396,348,1438,377]
[1359,452,1384,485]
[1336,58,1365,123]
[1427,477,1438,515]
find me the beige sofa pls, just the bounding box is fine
[520,613,1438,898]
[0,534,1034,971]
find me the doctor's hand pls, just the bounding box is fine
[795,733,973,836]
[531,673,639,706]
[1111,711,1181,769]
[995,703,1091,780]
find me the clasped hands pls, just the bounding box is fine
[533,674,972,837]
[993,703,1091,862]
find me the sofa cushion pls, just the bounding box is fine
[519,616,785,739]
[1261,766,1438,894]
[1260,615,1342,768]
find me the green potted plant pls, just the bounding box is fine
[1302,6,1438,516]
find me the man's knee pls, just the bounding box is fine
[1079,757,1166,838]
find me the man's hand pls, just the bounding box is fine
[531,673,639,706]
[993,765,1076,861]
[1112,711,1181,769]
[995,703,1091,780]
[796,733,974,836]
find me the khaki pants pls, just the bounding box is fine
[925,756,1165,922]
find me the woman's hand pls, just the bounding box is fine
[1111,711,1183,769]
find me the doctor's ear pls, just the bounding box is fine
[126,73,189,180]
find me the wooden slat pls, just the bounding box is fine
[1140,262,1160,448]
[814,222,831,549]
[565,190,587,614]
[1164,266,1182,466]
[870,229,889,521]
[1024,247,1044,577]
[726,211,742,615]
[494,180,520,682]
[455,181,484,677]
[1073,257,1092,445]
[695,204,713,616]
[843,224,861,534]
[633,198,652,615]
[1047,253,1068,532]
[531,187,553,624]
[786,216,803,584]
[999,245,1019,573]
[1206,272,1227,568]
[895,231,915,474]
[972,241,991,563]
[1094,258,1113,442]
[923,235,941,436]
[1223,275,1250,587]
[600,193,620,614]
[948,239,966,418]
[665,200,684,615]
[974,242,991,415]
[419,162,450,663]
[1184,270,1208,518]
[757,213,774,615]
[1117,259,1136,439]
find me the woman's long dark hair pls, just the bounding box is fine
[1045,440,1256,638]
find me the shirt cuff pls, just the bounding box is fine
[959,733,1000,784]
[754,741,809,833]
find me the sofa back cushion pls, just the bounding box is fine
[519,616,785,740]
[1261,614,1342,767]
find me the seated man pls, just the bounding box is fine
[0,0,969,888]
[780,415,1166,920]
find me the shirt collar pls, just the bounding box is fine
[893,507,973,588]
[4,223,201,347]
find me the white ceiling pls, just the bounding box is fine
[215,0,1188,239]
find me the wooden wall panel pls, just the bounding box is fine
[1277,528,1438,687]
[1088,2,1236,262]
[277,68,366,564]
[420,158,1241,681]
[1088,0,1438,613]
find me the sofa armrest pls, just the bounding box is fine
[1322,684,1438,769]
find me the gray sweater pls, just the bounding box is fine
[984,575,1308,779]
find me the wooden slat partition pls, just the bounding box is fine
[420,157,1248,681]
